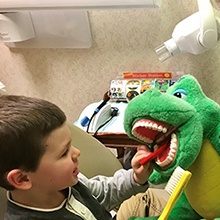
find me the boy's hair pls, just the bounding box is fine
[0,95,66,190]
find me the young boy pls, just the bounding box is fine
[0,95,153,220]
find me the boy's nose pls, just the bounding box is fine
[71,146,81,160]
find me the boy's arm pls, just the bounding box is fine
[78,145,152,211]
[78,169,149,211]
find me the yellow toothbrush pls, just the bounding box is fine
[158,166,192,220]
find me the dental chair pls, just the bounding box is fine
[69,123,123,178]
[0,188,7,219]
[0,124,122,219]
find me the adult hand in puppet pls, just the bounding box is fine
[124,75,220,220]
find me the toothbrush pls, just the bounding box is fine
[139,142,168,165]
[158,166,192,220]
[140,126,179,166]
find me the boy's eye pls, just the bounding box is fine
[61,147,70,157]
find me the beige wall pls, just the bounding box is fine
[0,0,220,122]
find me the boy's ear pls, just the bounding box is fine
[7,169,32,190]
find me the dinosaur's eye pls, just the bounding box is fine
[172,89,187,99]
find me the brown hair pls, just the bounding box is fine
[0,95,66,190]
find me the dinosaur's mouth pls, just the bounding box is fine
[132,119,178,168]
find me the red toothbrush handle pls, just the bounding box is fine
[140,144,167,165]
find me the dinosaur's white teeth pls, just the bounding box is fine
[158,125,163,132]
[148,122,153,128]
[132,119,178,168]
[155,133,177,167]
[152,124,158,130]
[162,127,167,133]
[133,131,153,143]
[132,120,168,134]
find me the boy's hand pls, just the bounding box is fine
[131,145,153,185]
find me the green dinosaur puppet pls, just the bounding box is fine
[123,75,220,220]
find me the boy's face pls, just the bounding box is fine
[28,122,81,192]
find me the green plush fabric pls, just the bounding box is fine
[124,75,220,220]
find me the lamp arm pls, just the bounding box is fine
[197,0,218,48]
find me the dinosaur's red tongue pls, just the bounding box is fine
[140,140,169,165]
[134,126,160,141]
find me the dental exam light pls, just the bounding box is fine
[0,0,162,48]
[0,0,162,11]
[155,0,219,61]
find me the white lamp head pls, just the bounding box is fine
[156,0,219,61]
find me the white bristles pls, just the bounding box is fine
[158,166,192,220]
[165,166,186,195]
